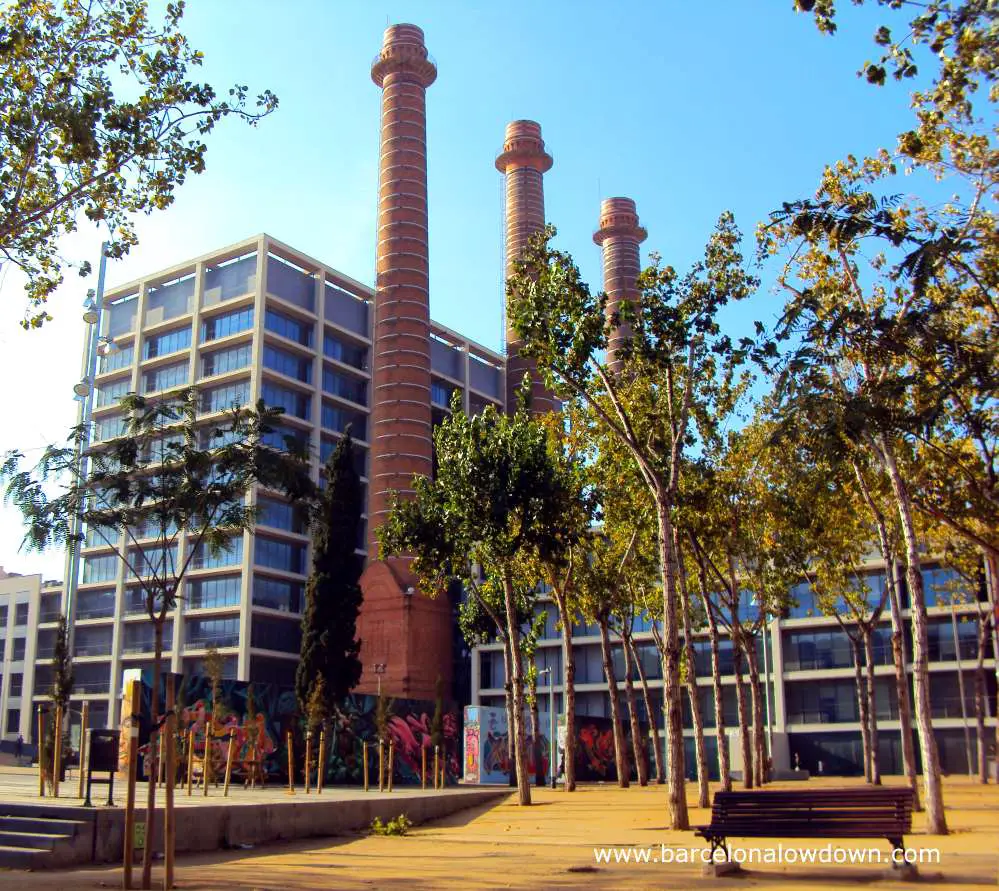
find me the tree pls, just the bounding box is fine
[42,613,74,792]
[379,397,580,806]
[1,386,313,888]
[295,433,364,719]
[203,643,228,784]
[508,214,759,829]
[0,0,278,327]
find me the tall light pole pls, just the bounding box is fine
[538,666,556,789]
[64,242,110,651]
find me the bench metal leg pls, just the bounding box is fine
[708,835,729,864]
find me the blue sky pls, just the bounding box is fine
[0,1,928,576]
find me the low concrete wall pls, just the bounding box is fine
[89,790,508,864]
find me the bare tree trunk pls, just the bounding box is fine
[987,552,999,779]
[529,684,543,787]
[552,589,577,791]
[629,636,664,784]
[877,435,947,833]
[142,619,164,889]
[854,460,920,806]
[701,570,731,791]
[851,636,872,782]
[502,638,517,791]
[743,639,766,788]
[598,617,630,788]
[502,574,531,806]
[731,628,753,790]
[678,559,709,807]
[656,501,688,829]
[974,609,989,784]
[863,627,881,784]
[621,631,648,786]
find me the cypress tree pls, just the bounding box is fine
[296,432,364,717]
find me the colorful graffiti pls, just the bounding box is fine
[125,672,461,786]
[463,707,645,785]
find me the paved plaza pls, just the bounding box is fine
[0,775,996,889]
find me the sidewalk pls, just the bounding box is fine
[0,776,996,889]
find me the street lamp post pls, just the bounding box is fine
[537,667,556,789]
[64,242,110,652]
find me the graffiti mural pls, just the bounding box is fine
[126,671,462,786]
[461,707,645,785]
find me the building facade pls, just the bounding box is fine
[470,556,998,776]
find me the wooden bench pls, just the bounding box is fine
[695,788,914,864]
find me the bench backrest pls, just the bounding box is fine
[710,788,913,832]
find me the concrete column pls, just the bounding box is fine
[593,197,646,373]
[495,120,556,415]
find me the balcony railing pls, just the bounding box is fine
[184,635,239,651]
[74,681,111,694]
[77,606,116,620]
[73,644,113,658]
[38,610,62,624]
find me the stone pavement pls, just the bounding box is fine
[1,775,997,889]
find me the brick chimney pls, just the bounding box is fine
[495,120,557,415]
[358,24,450,700]
[593,197,646,373]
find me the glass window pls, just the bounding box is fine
[322,366,367,405]
[76,589,116,620]
[142,360,189,393]
[126,543,178,579]
[14,603,29,626]
[201,342,252,378]
[74,625,113,657]
[922,565,976,607]
[122,621,172,654]
[252,576,305,613]
[264,344,313,383]
[321,402,366,439]
[94,414,127,442]
[96,376,131,408]
[11,638,26,661]
[261,381,311,420]
[6,709,20,733]
[143,325,192,359]
[255,536,307,574]
[99,343,135,374]
[83,554,119,583]
[262,424,309,453]
[201,306,254,342]
[200,380,251,414]
[185,617,240,649]
[323,332,367,370]
[191,537,243,570]
[265,308,313,346]
[319,437,367,477]
[431,380,457,407]
[257,497,308,534]
[187,575,242,610]
[250,617,301,653]
[0,605,7,626]
[185,654,237,679]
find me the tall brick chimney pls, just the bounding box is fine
[495,121,557,415]
[358,24,450,700]
[593,197,647,373]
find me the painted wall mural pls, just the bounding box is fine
[124,672,461,786]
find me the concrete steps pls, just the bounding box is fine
[0,808,92,869]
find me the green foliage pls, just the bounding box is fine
[305,676,330,731]
[244,683,259,750]
[369,814,412,836]
[430,675,444,750]
[203,644,228,726]
[295,433,364,718]
[0,0,279,327]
